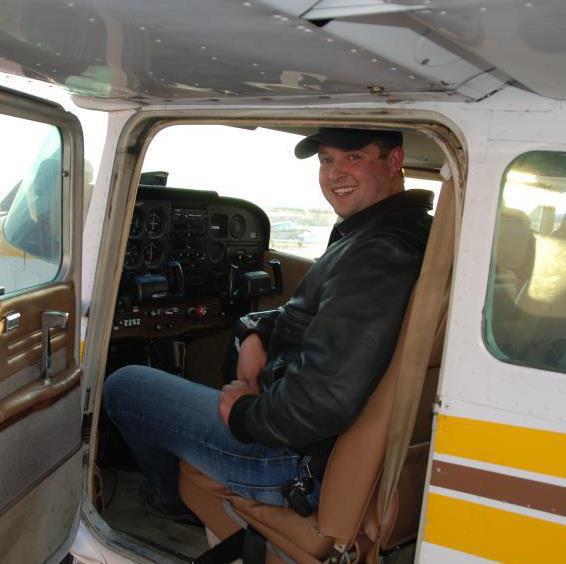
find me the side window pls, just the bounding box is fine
[485,151,566,373]
[0,117,62,295]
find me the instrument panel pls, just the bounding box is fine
[112,185,270,339]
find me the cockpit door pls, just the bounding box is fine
[0,88,83,562]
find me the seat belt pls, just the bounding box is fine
[194,526,267,564]
[243,525,268,563]
[370,168,458,561]
[194,529,245,564]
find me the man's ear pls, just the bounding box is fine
[387,147,404,178]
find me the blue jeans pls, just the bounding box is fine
[103,365,320,508]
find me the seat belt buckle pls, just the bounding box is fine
[281,458,315,517]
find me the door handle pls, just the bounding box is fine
[41,311,69,384]
[2,311,21,333]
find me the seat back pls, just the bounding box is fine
[506,211,566,368]
[491,208,535,348]
[365,314,446,551]
[316,305,446,551]
[496,207,535,290]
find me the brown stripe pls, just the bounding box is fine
[431,460,566,517]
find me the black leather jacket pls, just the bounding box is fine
[229,190,433,464]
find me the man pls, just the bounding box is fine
[104,127,432,519]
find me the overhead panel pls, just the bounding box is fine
[299,0,509,100]
[1,0,564,104]
[0,0,462,107]
[256,0,319,17]
[301,0,426,18]
[384,0,566,100]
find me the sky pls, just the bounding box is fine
[142,124,329,211]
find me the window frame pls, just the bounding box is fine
[0,90,82,300]
[483,149,566,374]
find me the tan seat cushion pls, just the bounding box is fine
[179,461,334,562]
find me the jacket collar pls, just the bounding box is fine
[329,189,433,244]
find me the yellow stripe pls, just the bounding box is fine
[80,340,85,360]
[424,492,566,563]
[435,414,566,478]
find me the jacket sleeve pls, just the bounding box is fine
[228,234,423,450]
[236,309,282,351]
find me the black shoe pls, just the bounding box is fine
[148,500,204,527]
[140,481,204,527]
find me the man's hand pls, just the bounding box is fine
[236,333,267,393]
[218,380,258,426]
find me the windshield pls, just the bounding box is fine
[142,125,442,258]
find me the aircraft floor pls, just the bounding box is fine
[99,467,209,561]
[98,467,417,563]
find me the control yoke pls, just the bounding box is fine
[230,259,283,300]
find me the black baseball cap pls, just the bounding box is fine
[294,127,403,159]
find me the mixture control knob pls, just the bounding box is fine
[187,305,208,321]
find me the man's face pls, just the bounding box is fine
[318,143,402,219]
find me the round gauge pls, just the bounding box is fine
[129,208,144,237]
[145,209,164,237]
[143,240,163,267]
[229,214,246,239]
[124,240,142,268]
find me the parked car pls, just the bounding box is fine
[270,221,311,246]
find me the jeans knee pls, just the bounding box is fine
[103,365,141,419]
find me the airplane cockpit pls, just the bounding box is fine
[108,180,274,377]
[95,123,445,559]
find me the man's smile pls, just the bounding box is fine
[331,186,356,196]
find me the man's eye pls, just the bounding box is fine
[348,153,361,161]
[319,158,331,165]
